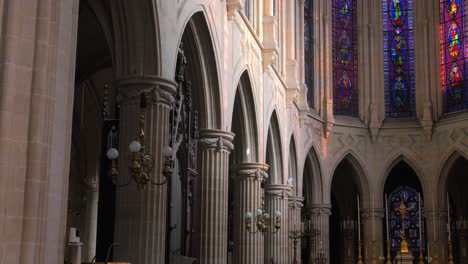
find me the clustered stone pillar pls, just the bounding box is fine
[361,208,384,262]
[197,129,235,263]
[264,184,291,263]
[232,163,269,264]
[113,77,176,264]
[289,196,304,262]
[307,204,331,263]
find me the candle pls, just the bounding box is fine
[418,193,422,243]
[357,195,361,241]
[447,192,451,241]
[372,205,375,240]
[385,194,390,241]
[432,193,436,239]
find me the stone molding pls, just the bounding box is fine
[115,76,177,105]
[306,204,332,216]
[360,208,385,219]
[425,208,447,218]
[231,162,269,181]
[227,0,244,20]
[288,196,305,208]
[199,129,235,151]
[264,184,292,199]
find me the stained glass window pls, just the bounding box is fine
[388,186,425,258]
[333,0,358,116]
[440,0,468,113]
[305,0,314,108]
[383,0,416,118]
[244,0,250,20]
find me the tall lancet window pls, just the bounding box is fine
[244,0,250,20]
[440,0,468,113]
[305,0,314,108]
[383,0,416,118]
[332,0,358,116]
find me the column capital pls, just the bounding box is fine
[199,129,235,151]
[306,204,332,216]
[231,162,269,181]
[361,208,385,219]
[115,75,177,105]
[288,196,304,208]
[264,184,292,198]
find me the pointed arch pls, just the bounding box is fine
[288,135,299,196]
[178,11,221,129]
[329,151,370,205]
[379,153,426,197]
[437,150,468,207]
[265,110,284,184]
[302,145,324,205]
[230,71,259,164]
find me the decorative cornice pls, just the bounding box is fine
[115,76,177,105]
[264,184,292,199]
[199,129,235,151]
[231,162,269,181]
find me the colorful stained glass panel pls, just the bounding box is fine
[388,186,425,258]
[305,0,314,109]
[333,0,358,116]
[383,0,415,118]
[440,0,468,113]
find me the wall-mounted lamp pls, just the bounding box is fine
[106,93,172,190]
[245,194,281,234]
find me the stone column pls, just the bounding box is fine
[289,196,304,263]
[264,184,292,263]
[262,0,278,71]
[113,77,176,264]
[197,129,235,264]
[0,0,79,263]
[82,181,99,261]
[307,204,332,264]
[285,0,299,105]
[232,163,269,264]
[361,208,385,263]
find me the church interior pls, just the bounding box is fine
[1,0,468,264]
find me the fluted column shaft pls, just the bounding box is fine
[232,163,269,264]
[307,204,332,264]
[289,196,305,263]
[113,77,176,264]
[197,129,235,264]
[265,184,292,263]
[361,208,384,262]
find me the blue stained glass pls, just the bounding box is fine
[305,0,314,109]
[440,0,468,113]
[333,0,358,116]
[388,186,425,258]
[383,0,415,118]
